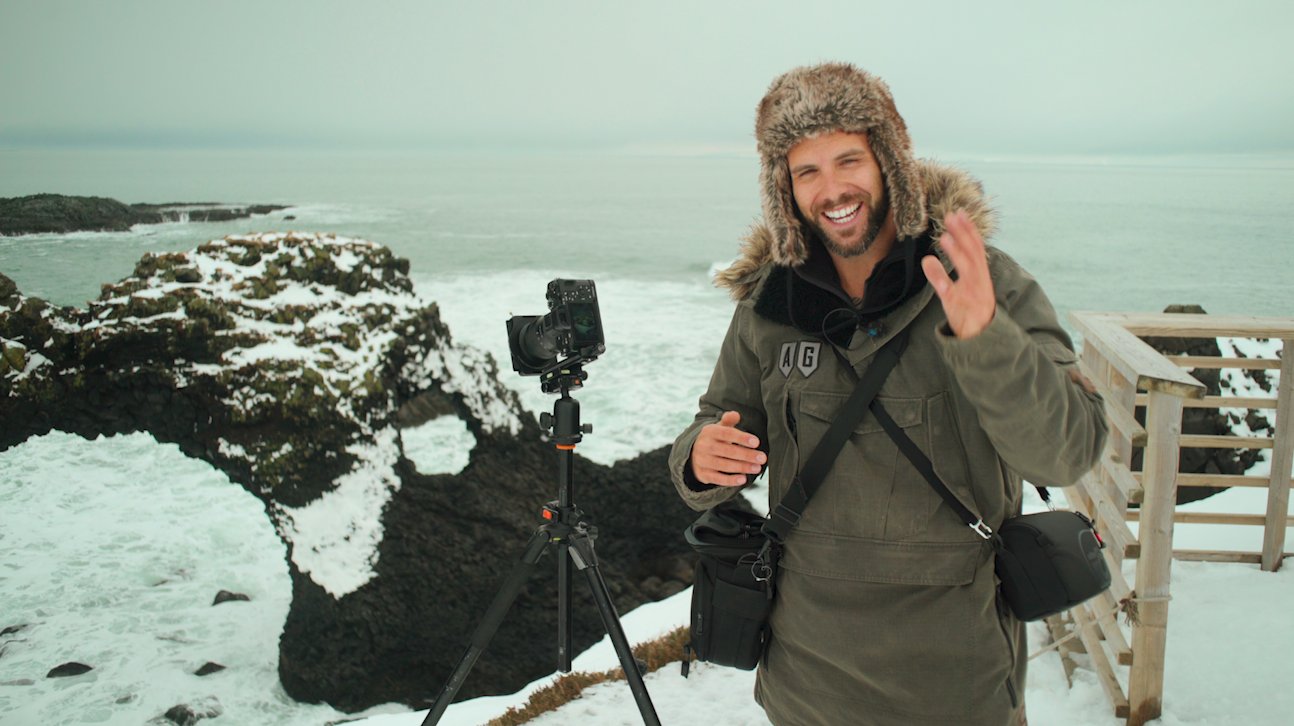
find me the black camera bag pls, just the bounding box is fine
[681,330,910,675]
[682,506,774,672]
[869,398,1112,622]
[992,508,1112,621]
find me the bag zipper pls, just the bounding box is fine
[785,395,798,441]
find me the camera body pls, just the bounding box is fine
[507,279,605,378]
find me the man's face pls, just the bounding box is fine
[787,131,892,259]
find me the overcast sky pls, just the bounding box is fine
[1,0,1290,156]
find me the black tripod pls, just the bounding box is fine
[421,366,662,726]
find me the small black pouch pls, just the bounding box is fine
[682,506,774,672]
[993,509,1112,621]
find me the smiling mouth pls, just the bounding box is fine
[822,202,862,226]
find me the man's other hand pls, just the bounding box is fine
[922,209,997,339]
[690,411,766,487]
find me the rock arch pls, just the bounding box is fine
[0,234,700,712]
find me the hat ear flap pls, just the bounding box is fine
[870,125,927,238]
[762,156,809,267]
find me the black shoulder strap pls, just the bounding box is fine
[868,400,994,539]
[761,327,910,543]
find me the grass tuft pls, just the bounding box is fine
[484,625,691,726]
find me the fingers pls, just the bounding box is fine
[691,411,765,487]
[921,254,953,300]
[928,209,997,340]
[1067,368,1097,395]
[940,210,990,287]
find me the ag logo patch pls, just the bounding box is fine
[797,342,821,377]
[778,341,822,378]
[779,342,797,378]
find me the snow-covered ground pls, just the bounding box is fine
[345,474,1293,726]
[348,337,1293,726]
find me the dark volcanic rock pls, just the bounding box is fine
[0,194,290,236]
[195,662,226,676]
[0,232,703,713]
[1131,304,1272,505]
[47,662,93,678]
[164,697,223,725]
[212,590,251,605]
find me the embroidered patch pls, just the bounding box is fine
[778,342,797,378]
[796,342,821,378]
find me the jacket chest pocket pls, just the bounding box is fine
[794,391,936,540]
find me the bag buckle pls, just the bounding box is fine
[970,520,994,540]
[761,505,799,545]
[751,540,777,582]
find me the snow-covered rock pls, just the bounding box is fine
[0,233,702,713]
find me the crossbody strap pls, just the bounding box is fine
[869,400,995,539]
[761,327,911,544]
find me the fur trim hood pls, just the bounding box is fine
[754,62,926,267]
[716,160,998,301]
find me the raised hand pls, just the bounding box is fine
[690,410,765,487]
[921,209,997,339]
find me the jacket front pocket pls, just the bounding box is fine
[795,391,935,540]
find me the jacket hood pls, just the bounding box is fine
[716,160,999,301]
[754,62,926,267]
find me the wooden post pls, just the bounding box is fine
[1128,389,1184,726]
[1262,339,1294,572]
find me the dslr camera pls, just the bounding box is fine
[506,279,605,383]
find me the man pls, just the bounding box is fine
[670,62,1109,726]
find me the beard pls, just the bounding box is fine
[808,189,890,259]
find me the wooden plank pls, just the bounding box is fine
[1127,511,1293,526]
[1178,434,1274,449]
[1138,473,1271,489]
[1079,471,1140,558]
[1044,614,1083,686]
[1089,312,1294,339]
[1103,353,1139,560]
[1127,390,1184,726]
[1263,339,1294,572]
[1074,602,1131,719]
[1080,358,1148,445]
[1173,550,1266,564]
[1101,498,1142,559]
[1102,540,1134,605]
[1094,590,1134,666]
[1103,445,1144,504]
[1070,472,1098,522]
[1069,313,1207,400]
[1086,350,1131,513]
[1169,356,1282,370]
[1135,394,1278,410]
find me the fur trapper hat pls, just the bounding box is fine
[756,62,927,267]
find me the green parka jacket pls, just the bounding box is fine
[670,162,1109,726]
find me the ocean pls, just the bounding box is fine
[1,148,1291,725]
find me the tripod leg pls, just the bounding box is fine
[568,537,662,726]
[557,541,573,673]
[421,529,552,726]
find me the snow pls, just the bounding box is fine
[341,336,1292,726]
[275,428,404,597]
[3,231,529,598]
[343,508,1294,726]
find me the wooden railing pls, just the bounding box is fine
[1049,312,1293,726]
